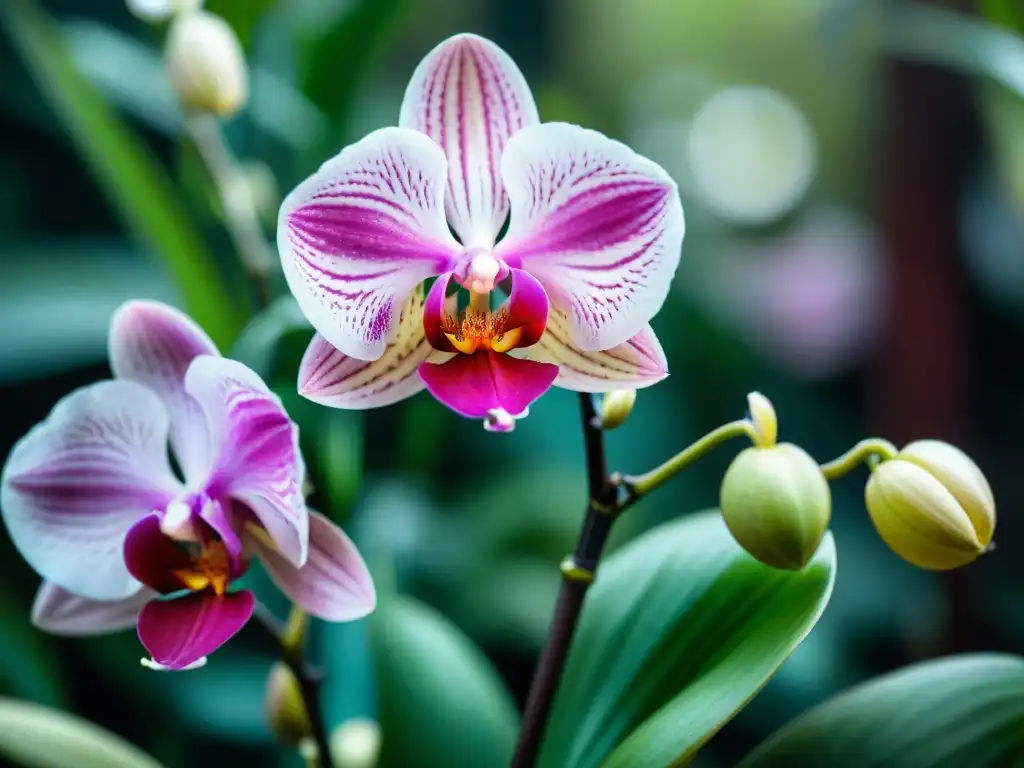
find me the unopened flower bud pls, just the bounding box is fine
[330,718,382,768]
[720,443,831,570]
[265,662,310,748]
[165,11,247,117]
[865,440,995,570]
[127,0,202,23]
[600,389,637,430]
[746,391,778,447]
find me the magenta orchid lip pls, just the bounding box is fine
[279,33,684,431]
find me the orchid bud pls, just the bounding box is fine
[127,0,202,23]
[265,663,310,748]
[865,440,995,570]
[330,718,382,768]
[600,389,637,430]
[720,443,831,570]
[165,11,247,117]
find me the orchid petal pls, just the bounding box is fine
[252,511,375,622]
[298,286,430,409]
[418,351,557,420]
[496,122,685,351]
[185,356,308,567]
[278,126,460,361]
[137,590,254,670]
[517,310,669,391]
[31,581,153,637]
[400,33,539,247]
[109,300,219,481]
[423,271,458,353]
[1,381,181,601]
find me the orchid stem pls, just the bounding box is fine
[820,438,899,480]
[184,114,274,307]
[252,603,335,768]
[615,419,759,510]
[511,393,618,768]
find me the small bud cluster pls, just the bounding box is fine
[719,393,996,573]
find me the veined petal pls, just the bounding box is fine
[299,286,430,409]
[137,590,254,671]
[186,357,308,566]
[400,33,539,247]
[32,581,153,637]
[496,122,685,351]
[251,511,375,622]
[1,381,181,601]
[418,351,557,420]
[517,310,669,392]
[109,300,219,481]
[278,127,460,361]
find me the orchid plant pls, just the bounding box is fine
[0,6,1016,768]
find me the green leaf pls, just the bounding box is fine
[0,0,245,348]
[0,697,166,768]
[983,0,1024,34]
[738,653,1024,768]
[230,294,313,383]
[205,0,278,51]
[298,0,411,140]
[537,511,836,768]
[882,3,1024,99]
[372,595,519,768]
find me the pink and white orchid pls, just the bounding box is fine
[278,33,684,431]
[0,301,375,670]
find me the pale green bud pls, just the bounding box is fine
[600,389,637,430]
[720,443,831,570]
[264,662,310,748]
[165,11,247,117]
[330,718,382,768]
[865,440,995,570]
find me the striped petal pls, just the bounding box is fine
[278,127,460,361]
[31,581,153,637]
[186,357,308,567]
[298,286,431,409]
[400,33,539,248]
[1,381,182,601]
[496,122,685,351]
[519,310,669,392]
[109,300,219,481]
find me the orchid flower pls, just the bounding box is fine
[0,301,375,670]
[278,33,684,431]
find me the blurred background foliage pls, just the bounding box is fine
[0,0,1022,765]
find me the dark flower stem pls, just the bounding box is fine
[252,603,335,768]
[510,393,619,768]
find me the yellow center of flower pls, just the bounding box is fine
[442,290,523,355]
[171,540,230,596]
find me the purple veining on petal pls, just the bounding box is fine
[0,380,181,602]
[495,123,685,352]
[185,357,309,567]
[137,590,254,670]
[252,511,376,622]
[108,300,219,481]
[418,351,557,419]
[298,288,431,410]
[399,34,540,246]
[278,127,459,361]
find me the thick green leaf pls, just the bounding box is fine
[372,595,519,768]
[538,511,836,768]
[0,0,244,348]
[0,697,165,768]
[738,653,1024,768]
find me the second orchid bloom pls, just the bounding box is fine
[278,33,684,431]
